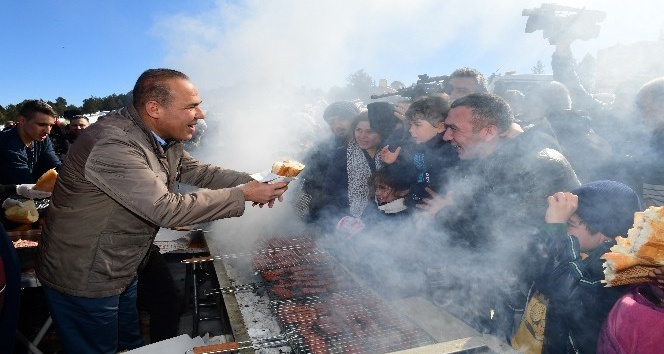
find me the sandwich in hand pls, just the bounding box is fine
[271,160,305,178]
[602,206,664,286]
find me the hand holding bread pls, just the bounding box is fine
[17,184,52,199]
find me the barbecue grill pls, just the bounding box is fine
[200,234,516,354]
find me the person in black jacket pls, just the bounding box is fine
[0,100,61,185]
[521,180,641,353]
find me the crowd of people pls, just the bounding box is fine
[1,44,664,354]
[295,52,664,353]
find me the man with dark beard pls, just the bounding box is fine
[421,93,580,339]
[297,101,360,223]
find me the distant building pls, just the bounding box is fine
[595,38,664,93]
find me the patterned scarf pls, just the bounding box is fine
[347,140,381,217]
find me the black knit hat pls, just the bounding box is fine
[323,101,361,123]
[367,102,399,138]
[572,180,642,238]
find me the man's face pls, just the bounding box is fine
[68,118,89,138]
[567,214,602,252]
[409,116,445,143]
[449,77,478,101]
[635,92,664,129]
[19,112,55,143]
[443,106,491,160]
[156,78,205,141]
[327,117,352,140]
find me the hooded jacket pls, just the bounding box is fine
[36,105,253,297]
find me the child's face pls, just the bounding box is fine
[408,116,445,143]
[567,214,603,252]
[375,182,398,205]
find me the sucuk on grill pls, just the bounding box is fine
[255,237,434,353]
[263,263,355,300]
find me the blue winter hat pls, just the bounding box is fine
[571,180,642,238]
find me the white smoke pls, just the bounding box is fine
[154,0,663,339]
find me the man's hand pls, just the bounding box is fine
[416,188,454,217]
[17,184,52,199]
[649,266,664,286]
[241,180,288,208]
[2,198,24,209]
[545,192,578,223]
[379,145,401,164]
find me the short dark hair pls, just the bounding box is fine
[350,110,370,131]
[70,115,90,123]
[450,93,514,133]
[372,163,414,192]
[405,93,452,125]
[449,67,489,94]
[18,100,57,120]
[132,69,190,109]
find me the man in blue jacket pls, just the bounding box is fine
[0,100,61,184]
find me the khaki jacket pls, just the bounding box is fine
[36,106,253,297]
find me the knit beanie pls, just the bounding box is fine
[323,101,361,123]
[571,180,642,238]
[367,102,399,139]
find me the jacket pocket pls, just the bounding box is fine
[88,233,151,282]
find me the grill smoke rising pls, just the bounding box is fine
[156,0,664,339]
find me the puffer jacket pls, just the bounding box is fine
[523,224,627,354]
[36,105,254,298]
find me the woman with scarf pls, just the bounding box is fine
[319,107,399,234]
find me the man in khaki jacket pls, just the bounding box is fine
[35,69,288,354]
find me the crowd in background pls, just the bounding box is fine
[292,43,664,354]
[2,41,664,353]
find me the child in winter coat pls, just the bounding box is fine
[517,180,642,354]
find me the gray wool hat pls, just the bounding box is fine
[323,101,361,123]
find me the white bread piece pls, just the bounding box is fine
[631,206,664,263]
[602,206,664,286]
[271,160,305,178]
[4,200,39,223]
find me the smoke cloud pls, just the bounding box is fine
[158,0,664,342]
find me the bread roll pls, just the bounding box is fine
[4,200,39,223]
[271,159,305,178]
[602,206,664,286]
[34,168,58,192]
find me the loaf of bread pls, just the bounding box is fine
[271,159,305,178]
[4,200,39,224]
[34,168,58,192]
[602,206,664,286]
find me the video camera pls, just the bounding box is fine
[371,74,448,101]
[522,3,606,44]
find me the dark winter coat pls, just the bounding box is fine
[524,224,627,354]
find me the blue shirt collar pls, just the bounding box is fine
[151,131,167,146]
